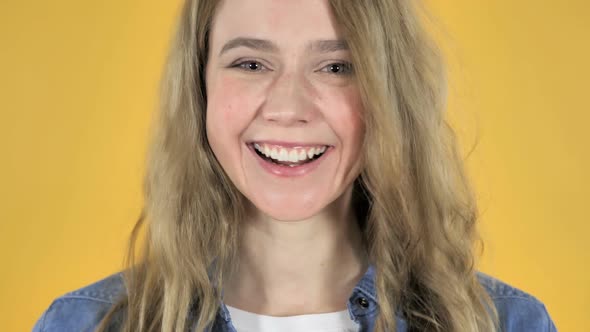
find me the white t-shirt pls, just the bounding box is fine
[226,305,360,332]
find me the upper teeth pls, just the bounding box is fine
[253,143,327,163]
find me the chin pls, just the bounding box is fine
[261,209,319,222]
[248,192,329,222]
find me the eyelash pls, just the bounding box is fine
[230,59,354,75]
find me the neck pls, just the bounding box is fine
[223,186,368,316]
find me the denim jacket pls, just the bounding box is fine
[33,265,557,331]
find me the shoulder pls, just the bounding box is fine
[33,273,126,332]
[476,272,557,331]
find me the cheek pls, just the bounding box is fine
[207,76,256,148]
[323,86,365,150]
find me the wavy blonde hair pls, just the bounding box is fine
[98,0,498,331]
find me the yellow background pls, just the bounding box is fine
[1,1,588,331]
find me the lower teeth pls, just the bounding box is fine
[270,158,312,167]
[278,160,308,167]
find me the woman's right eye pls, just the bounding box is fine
[231,60,269,72]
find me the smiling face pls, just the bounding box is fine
[205,0,365,221]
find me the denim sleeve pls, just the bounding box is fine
[32,297,114,332]
[494,296,557,332]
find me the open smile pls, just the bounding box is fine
[246,142,333,177]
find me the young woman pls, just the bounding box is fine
[33,0,556,331]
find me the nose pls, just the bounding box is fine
[260,72,318,126]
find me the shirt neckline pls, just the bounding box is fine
[225,304,358,332]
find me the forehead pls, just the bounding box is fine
[209,0,343,51]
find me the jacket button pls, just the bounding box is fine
[357,297,369,309]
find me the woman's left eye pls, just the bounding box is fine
[319,62,354,75]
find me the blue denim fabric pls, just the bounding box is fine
[33,265,557,331]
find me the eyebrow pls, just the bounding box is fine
[219,37,278,56]
[218,37,349,56]
[310,39,349,53]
